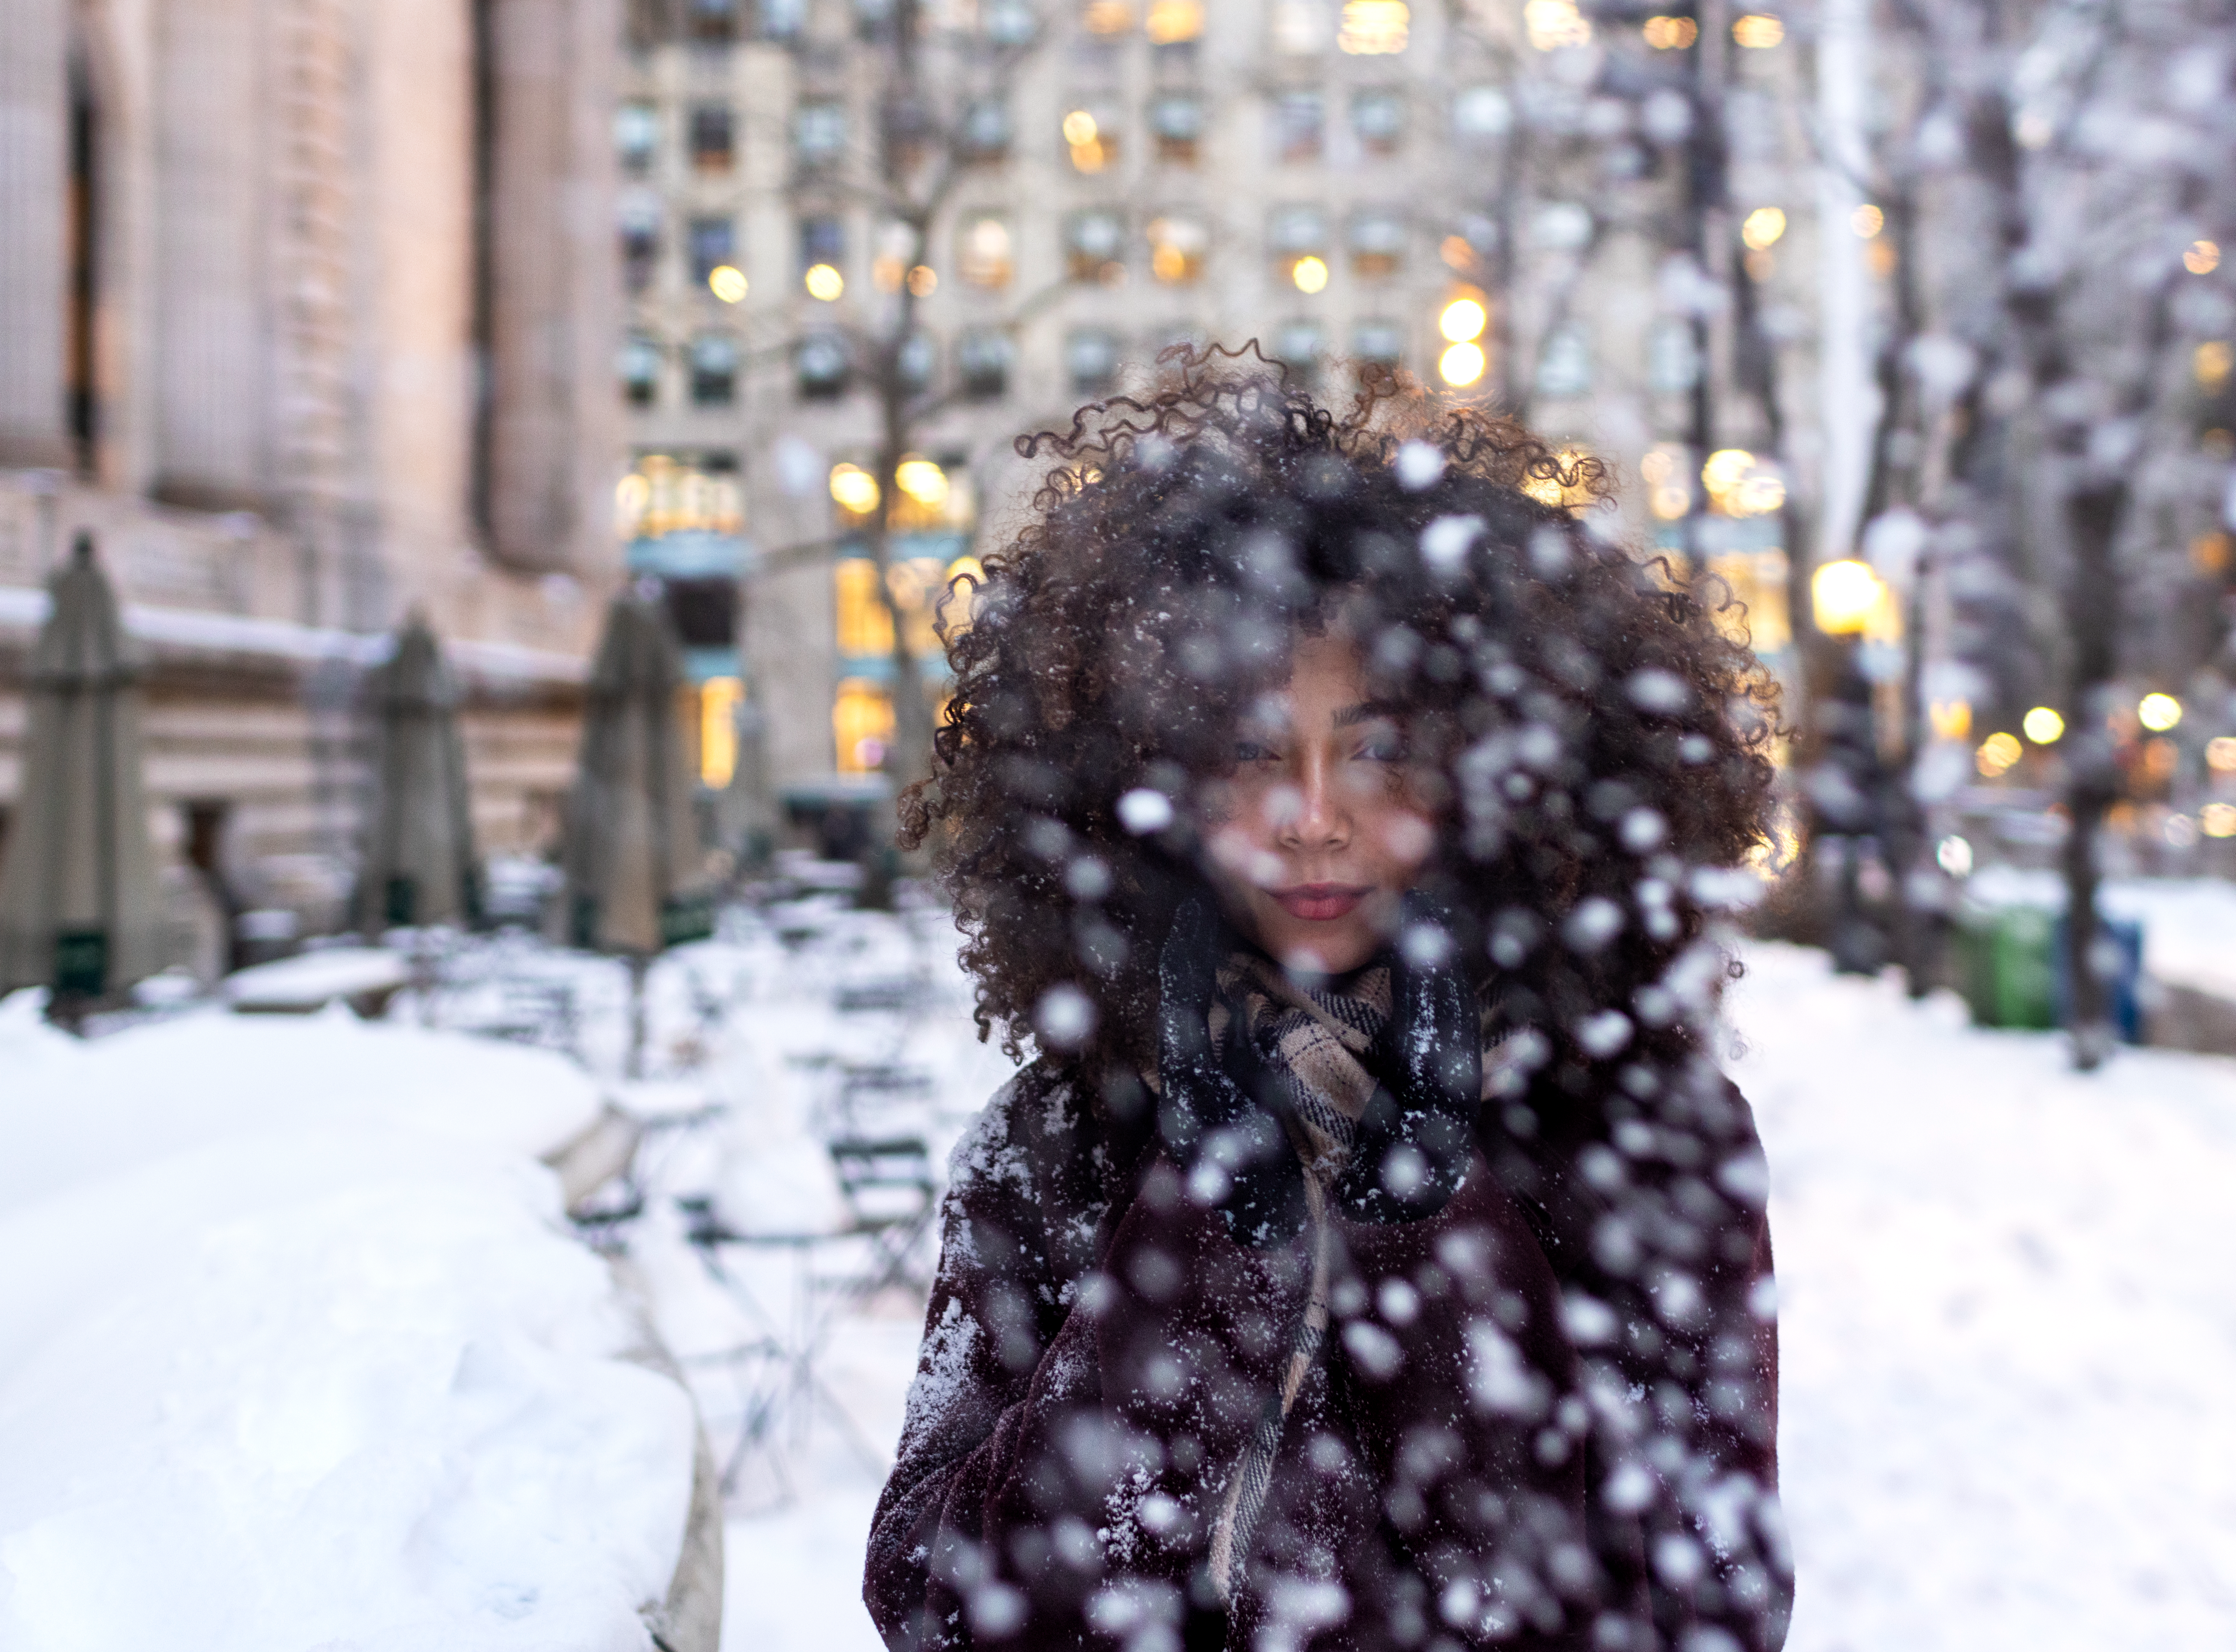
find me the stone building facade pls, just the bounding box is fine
[611,0,1828,806]
[0,0,624,958]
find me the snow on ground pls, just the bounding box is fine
[0,992,697,1652]
[692,926,2236,1652]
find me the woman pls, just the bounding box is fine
[867,353,1791,1652]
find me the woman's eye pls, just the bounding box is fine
[1235,740,1274,763]
[1357,734,1404,762]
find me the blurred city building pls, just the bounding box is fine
[0,0,623,952]
[611,0,1829,807]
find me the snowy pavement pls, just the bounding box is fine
[700,933,2236,1652]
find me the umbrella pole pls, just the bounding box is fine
[627,953,650,1079]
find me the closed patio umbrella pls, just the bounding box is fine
[355,616,479,932]
[0,534,163,1006]
[562,589,712,1069]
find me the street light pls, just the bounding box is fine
[2022,706,2066,745]
[829,463,880,516]
[1810,559,1884,634]
[805,263,845,301]
[1438,341,1487,387]
[2140,692,2183,731]
[1439,296,1488,343]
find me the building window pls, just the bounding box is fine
[688,104,735,173]
[759,0,806,36]
[898,330,936,394]
[1453,85,1512,147]
[1348,210,1404,278]
[1149,93,1203,164]
[833,678,896,774]
[687,217,736,285]
[962,97,1012,160]
[1147,213,1208,283]
[799,214,846,274]
[1268,203,1327,262]
[1536,323,1593,399]
[1273,320,1324,388]
[957,214,1014,288]
[1067,329,1121,394]
[689,333,739,404]
[617,451,745,543]
[1062,99,1120,172]
[619,190,660,293]
[1442,212,1496,274]
[1273,89,1324,163]
[794,99,848,171]
[1079,0,1134,35]
[688,0,739,43]
[1146,0,1202,41]
[797,331,851,399]
[620,334,662,407]
[1271,0,1332,54]
[958,329,1014,400]
[616,101,659,173]
[1066,209,1126,282]
[985,0,1037,44]
[1338,0,1409,55]
[1352,318,1403,373]
[1351,88,1405,154]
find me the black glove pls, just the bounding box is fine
[1336,892,1484,1224]
[1156,893,1309,1248]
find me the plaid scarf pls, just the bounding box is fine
[1200,951,1393,1603]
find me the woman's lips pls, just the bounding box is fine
[1268,883,1371,922]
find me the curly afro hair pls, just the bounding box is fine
[901,346,1778,1126]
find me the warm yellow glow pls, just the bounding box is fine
[1082,0,1134,33]
[894,457,950,507]
[2196,340,2233,389]
[620,453,744,541]
[1705,549,1792,652]
[960,216,1014,288]
[1524,0,1591,50]
[1339,0,1411,53]
[2203,801,2236,838]
[1852,204,1885,238]
[2209,735,2236,772]
[1146,0,1203,44]
[1651,486,1691,521]
[829,462,881,516]
[2022,706,2066,745]
[1977,732,2023,778]
[804,262,845,301]
[1741,207,1788,251]
[1642,15,1698,47]
[1439,297,1489,343]
[1522,447,1597,510]
[1930,699,1973,742]
[1811,558,1883,635]
[834,562,895,658]
[1291,254,1330,293]
[907,264,938,297]
[1440,235,1478,271]
[1701,448,1786,517]
[1070,139,1109,172]
[1639,448,1675,485]
[1062,109,1099,146]
[833,678,897,775]
[2140,692,2184,732]
[1438,341,1487,387]
[707,264,748,303]
[699,677,741,787]
[872,255,905,293]
[614,473,650,536]
[1147,215,1207,284]
[1733,13,1785,47]
[2186,239,2222,275]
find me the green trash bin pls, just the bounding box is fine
[1953,904,2059,1029]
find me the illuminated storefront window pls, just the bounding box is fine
[834,678,896,774]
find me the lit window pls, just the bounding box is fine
[615,101,659,172]
[1080,0,1133,34]
[1067,328,1121,394]
[1348,210,1406,279]
[1453,86,1512,145]
[1351,89,1405,155]
[687,217,736,284]
[1147,213,1208,283]
[1146,0,1203,42]
[1642,15,1697,48]
[1732,13,1785,47]
[1741,206,1787,250]
[1523,0,1590,50]
[1150,93,1203,164]
[621,451,744,541]
[688,104,735,173]
[619,335,662,407]
[835,566,895,658]
[699,678,741,787]
[1338,0,1408,53]
[797,332,850,400]
[689,333,738,405]
[958,329,1013,400]
[1975,731,2022,777]
[1063,102,1120,171]
[1273,89,1325,163]
[793,99,847,169]
[1272,0,1332,54]
[1066,210,1126,282]
[833,678,896,774]
[958,214,1015,288]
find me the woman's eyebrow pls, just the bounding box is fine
[1332,700,1404,727]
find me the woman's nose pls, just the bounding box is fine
[1276,750,1348,849]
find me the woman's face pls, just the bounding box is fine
[1199,633,1436,976]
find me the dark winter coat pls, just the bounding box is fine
[865,1059,1788,1652]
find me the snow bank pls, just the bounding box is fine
[0,994,696,1652]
